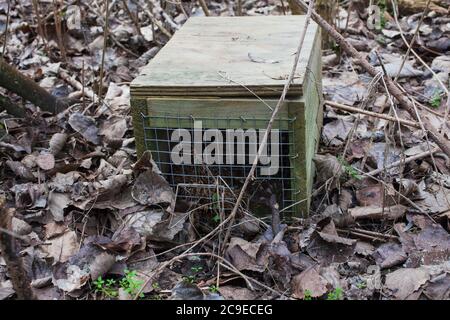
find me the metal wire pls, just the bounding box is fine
[141,113,297,215]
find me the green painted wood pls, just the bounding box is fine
[146,97,293,130]
[130,16,323,217]
[131,16,319,98]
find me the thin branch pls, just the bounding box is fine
[325,100,419,128]
[199,0,211,16]
[294,0,450,159]
[221,0,315,251]
[2,0,11,57]
[98,0,111,101]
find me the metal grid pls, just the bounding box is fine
[141,113,298,215]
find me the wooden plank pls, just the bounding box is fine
[131,16,319,97]
[145,97,295,130]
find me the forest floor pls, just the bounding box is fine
[0,0,449,300]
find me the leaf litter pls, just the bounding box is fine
[0,0,449,301]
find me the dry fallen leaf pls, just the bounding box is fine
[40,231,78,263]
[292,267,328,299]
[48,191,71,222]
[36,152,55,170]
[384,267,430,300]
[131,170,175,207]
[68,112,100,144]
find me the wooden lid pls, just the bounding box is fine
[131,16,319,98]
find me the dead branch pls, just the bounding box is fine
[294,0,450,160]
[325,100,420,128]
[221,0,315,251]
[0,59,69,114]
[365,146,440,177]
[198,0,211,16]
[0,196,35,300]
[0,94,25,118]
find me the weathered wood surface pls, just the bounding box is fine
[131,16,319,97]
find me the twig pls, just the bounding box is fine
[199,0,211,16]
[32,0,48,55]
[98,0,111,101]
[221,0,315,252]
[52,0,67,62]
[120,0,143,36]
[141,6,173,38]
[134,252,285,299]
[393,0,432,81]
[294,0,450,159]
[325,100,419,128]
[337,229,386,242]
[236,0,242,16]
[390,0,450,131]
[2,0,10,57]
[59,68,99,102]
[366,147,439,177]
[348,228,399,240]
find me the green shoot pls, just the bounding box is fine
[326,287,344,300]
[303,289,313,300]
[119,269,145,298]
[430,91,442,109]
[209,285,219,293]
[337,156,362,180]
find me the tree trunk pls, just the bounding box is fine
[395,0,449,15]
[0,59,68,115]
[316,0,338,48]
[288,0,305,14]
[0,197,35,300]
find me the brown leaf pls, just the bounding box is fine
[100,116,128,140]
[226,238,267,272]
[68,112,100,144]
[349,205,407,220]
[48,192,71,222]
[36,152,55,170]
[48,133,68,155]
[313,154,343,188]
[52,236,116,292]
[384,268,430,300]
[292,267,328,299]
[40,231,78,263]
[123,209,185,242]
[372,242,408,269]
[132,170,175,207]
[6,160,35,181]
[218,286,256,300]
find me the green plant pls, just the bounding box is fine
[430,91,442,108]
[377,0,387,29]
[209,285,219,293]
[326,287,344,300]
[152,282,160,290]
[183,275,196,283]
[191,265,203,273]
[212,213,220,223]
[303,289,313,300]
[119,269,144,298]
[356,280,367,289]
[93,277,118,298]
[338,156,362,180]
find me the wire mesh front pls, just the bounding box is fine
[141,113,298,215]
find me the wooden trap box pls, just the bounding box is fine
[131,16,323,217]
